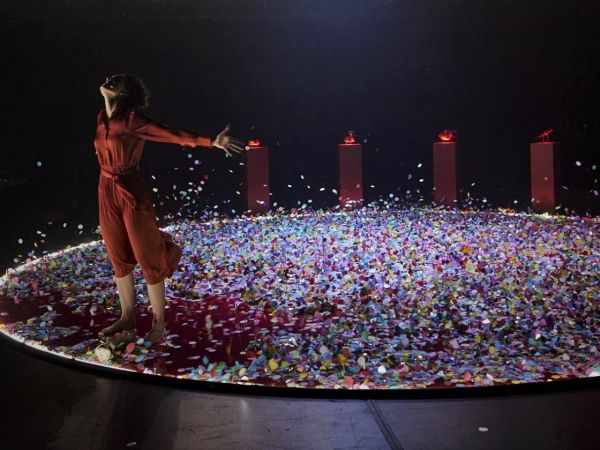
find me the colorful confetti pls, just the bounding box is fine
[0,206,598,390]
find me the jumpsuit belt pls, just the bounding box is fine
[100,164,140,209]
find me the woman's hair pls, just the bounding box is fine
[114,73,151,113]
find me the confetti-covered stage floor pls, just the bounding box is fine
[1,207,599,392]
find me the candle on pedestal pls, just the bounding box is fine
[338,131,363,209]
[433,129,458,207]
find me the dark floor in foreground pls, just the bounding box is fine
[0,339,599,450]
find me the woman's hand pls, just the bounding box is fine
[212,124,246,157]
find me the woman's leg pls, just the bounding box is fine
[101,272,137,335]
[98,181,138,336]
[145,279,166,343]
[122,178,182,344]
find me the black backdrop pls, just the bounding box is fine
[1,0,599,270]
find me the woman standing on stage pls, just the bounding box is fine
[95,73,245,344]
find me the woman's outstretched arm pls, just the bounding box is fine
[127,111,213,148]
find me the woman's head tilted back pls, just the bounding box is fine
[100,73,151,113]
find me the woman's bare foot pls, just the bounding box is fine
[143,323,165,345]
[101,315,136,337]
[105,328,137,348]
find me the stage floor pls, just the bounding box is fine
[2,339,600,450]
[1,207,598,392]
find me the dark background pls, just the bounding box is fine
[1,0,599,271]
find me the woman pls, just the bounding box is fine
[95,73,245,345]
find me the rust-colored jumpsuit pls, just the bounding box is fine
[93,108,212,284]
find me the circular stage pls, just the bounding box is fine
[1,206,599,392]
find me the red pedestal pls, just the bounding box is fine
[339,143,363,209]
[243,146,270,213]
[530,142,560,213]
[433,142,457,207]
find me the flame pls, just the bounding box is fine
[247,139,261,147]
[344,130,356,144]
[535,129,554,142]
[438,129,455,142]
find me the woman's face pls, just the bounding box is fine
[99,74,127,97]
